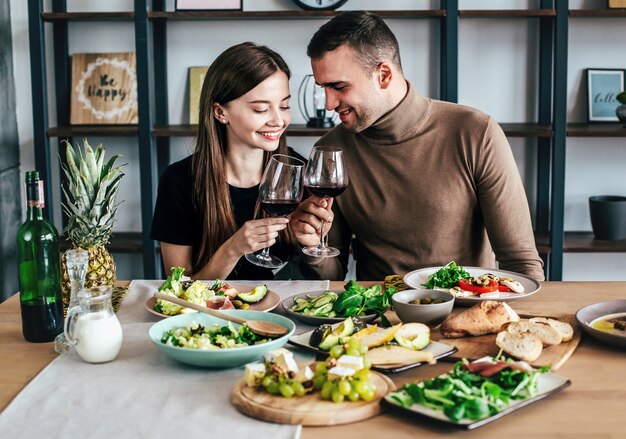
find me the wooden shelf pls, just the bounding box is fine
[460,9,556,18]
[148,10,444,20]
[567,123,626,137]
[535,231,626,254]
[41,12,134,21]
[570,9,626,18]
[154,123,552,139]
[59,232,147,254]
[48,126,138,137]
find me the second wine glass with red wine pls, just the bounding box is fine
[302,145,349,258]
[245,154,305,268]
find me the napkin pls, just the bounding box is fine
[0,280,330,439]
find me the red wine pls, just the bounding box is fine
[304,185,347,198]
[261,200,299,217]
[20,299,63,342]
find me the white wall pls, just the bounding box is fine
[9,0,626,281]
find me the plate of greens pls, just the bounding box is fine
[281,281,397,326]
[384,356,570,429]
[403,262,541,306]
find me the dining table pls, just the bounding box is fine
[0,280,624,438]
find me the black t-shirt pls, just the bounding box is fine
[150,150,304,280]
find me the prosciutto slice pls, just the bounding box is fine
[205,296,235,310]
[464,358,533,377]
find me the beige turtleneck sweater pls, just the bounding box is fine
[302,82,544,281]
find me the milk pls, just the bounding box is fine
[74,312,123,363]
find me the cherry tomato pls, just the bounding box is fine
[458,279,499,294]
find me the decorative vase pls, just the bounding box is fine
[616,104,626,128]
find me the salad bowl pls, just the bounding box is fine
[148,311,295,368]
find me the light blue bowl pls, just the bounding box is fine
[148,311,296,368]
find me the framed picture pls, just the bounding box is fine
[586,68,625,122]
[608,0,626,8]
[189,66,209,125]
[70,52,138,125]
[176,0,242,10]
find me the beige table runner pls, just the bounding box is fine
[0,280,329,439]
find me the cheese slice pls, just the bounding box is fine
[264,348,298,374]
[328,366,356,380]
[244,362,266,387]
[295,365,314,382]
[336,355,364,371]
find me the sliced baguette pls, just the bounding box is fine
[496,331,543,362]
[529,317,574,342]
[507,321,562,346]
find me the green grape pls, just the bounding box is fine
[331,389,345,404]
[321,381,335,400]
[347,337,361,350]
[355,380,368,396]
[348,390,360,402]
[360,387,376,401]
[363,357,372,370]
[313,374,326,390]
[267,382,281,395]
[354,369,370,381]
[316,362,327,373]
[262,376,276,388]
[358,344,368,355]
[279,382,295,398]
[292,381,306,397]
[337,379,351,396]
[329,345,344,359]
[346,347,360,356]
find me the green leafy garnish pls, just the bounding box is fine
[422,261,471,289]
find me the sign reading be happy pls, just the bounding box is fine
[71,52,138,125]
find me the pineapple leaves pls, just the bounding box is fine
[60,139,126,247]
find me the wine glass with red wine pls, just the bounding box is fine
[302,145,348,258]
[245,154,305,268]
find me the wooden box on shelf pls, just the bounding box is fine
[70,52,138,125]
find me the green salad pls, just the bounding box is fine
[422,261,471,289]
[388,357,549,422]
[290,280,397,326]
[161,320,271,350]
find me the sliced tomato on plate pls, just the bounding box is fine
[497,284,511,292]
[458,279,499,294]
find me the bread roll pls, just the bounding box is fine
[496,331,543,362]
[529,317,574,342]
[440,300,520,338]
[507,321,562,346]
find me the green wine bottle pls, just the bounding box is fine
[16,170,63,342]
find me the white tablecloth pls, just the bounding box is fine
[0,280,330,439]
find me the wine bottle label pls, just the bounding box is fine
[26,180,45,208]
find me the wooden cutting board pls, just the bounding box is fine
[431,314,581,370]
[230,371,395,426]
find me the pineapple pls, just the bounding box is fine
[60,139,125,309]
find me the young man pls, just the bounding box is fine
[291,11,544,281]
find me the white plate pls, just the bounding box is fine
[403,266,541,306]
[384,369,570,429]
[288,328,457,373]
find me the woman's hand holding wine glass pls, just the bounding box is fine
[301,146,348,258]
[245,154,305,268]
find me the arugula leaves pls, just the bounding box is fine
[389,358,548,423]
[422,261,471,289]
[332,281,397,327]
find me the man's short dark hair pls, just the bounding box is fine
[307,11,403,74]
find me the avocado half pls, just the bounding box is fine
[237,285,268,303]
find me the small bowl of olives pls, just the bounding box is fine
[392,289,455,326]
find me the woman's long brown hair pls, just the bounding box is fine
[191,42,291,275]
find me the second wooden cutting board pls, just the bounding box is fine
[431,314,581,370]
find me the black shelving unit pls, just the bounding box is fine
[27,0,626,281]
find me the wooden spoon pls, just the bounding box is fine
[153,291,289,337]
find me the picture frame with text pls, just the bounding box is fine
[586,68,625,123]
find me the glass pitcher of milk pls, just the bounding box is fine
[64,285,123,363]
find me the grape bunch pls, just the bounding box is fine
[260,373,310,398]
[312,337,378,404]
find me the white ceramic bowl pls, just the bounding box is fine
[392,289,455,326]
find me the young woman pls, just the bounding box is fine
[151,42,303,279]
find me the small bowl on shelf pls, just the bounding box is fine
[392,289,455,326]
